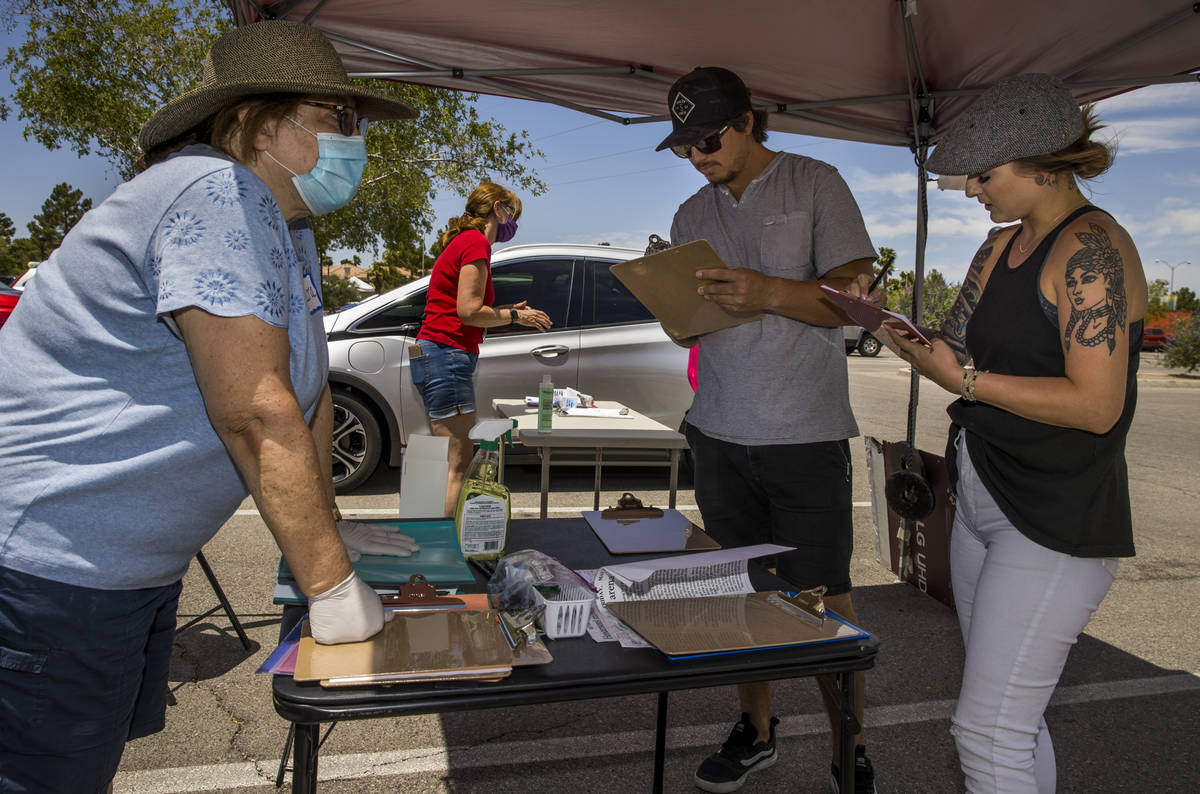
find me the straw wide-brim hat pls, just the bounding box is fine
[138,20,417,153]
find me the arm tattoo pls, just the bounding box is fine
[1063,223,1126,354]
[940,241,992,365]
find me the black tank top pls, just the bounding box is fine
[947,205,1140,558]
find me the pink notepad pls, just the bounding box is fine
[819,285,931,346]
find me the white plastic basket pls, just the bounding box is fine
[539,582,595,639]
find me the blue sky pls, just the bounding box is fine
[2,35,1198,295]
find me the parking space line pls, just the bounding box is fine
[114,672,1198,792]
[231,502,873,517]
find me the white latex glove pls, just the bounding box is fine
[307,571,393,644]
[337,520,420,562]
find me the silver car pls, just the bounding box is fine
[325,243,693,490]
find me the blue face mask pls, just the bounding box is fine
[266,117,368,216]
[495,218,518,243]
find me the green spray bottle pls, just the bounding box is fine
[454,418,514,561]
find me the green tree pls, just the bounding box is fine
[1147,278,1170,317]
[1174,286,1197,312]
[1,0,228,170]
[2,0,544,260]
[887,267,959,329]
[371,244,423,293]
[0,212,13,275]
[321,276,361,315]
[1161,312,1200,373]
[26,182,91,259]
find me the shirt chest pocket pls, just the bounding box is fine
[759,211,813,279]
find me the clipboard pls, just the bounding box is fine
[606,591,868,659]
[609,240,763,340]
[294,609,513,687]
[582,508,721,554]
[818,284,931,345]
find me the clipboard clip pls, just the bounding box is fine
[381,574,466,607]
[601,492,664,522]
[767,587,828,627]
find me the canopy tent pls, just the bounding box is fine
[229,0,1200,441]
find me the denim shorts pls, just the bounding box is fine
[685,422,855,595]
[0,566,182,793]
[410,339,479,420]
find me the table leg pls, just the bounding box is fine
[539,447,550,519]
[837,670,856,794]
[291,723,319,793]
[653,691,668,794]
[593,448,602,511]
[668,449,679,510]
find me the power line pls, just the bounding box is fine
[548,162,686,187]
[530,120,607,142]
[537,145,648,170]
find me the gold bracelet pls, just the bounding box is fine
[961,369,980,402]
[331,504,343,522]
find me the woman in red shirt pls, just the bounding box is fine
[412,182,551,515]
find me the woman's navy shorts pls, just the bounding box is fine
[0,565,181,793]
[410,339,479,420]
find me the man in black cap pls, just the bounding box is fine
[657,67,879,794]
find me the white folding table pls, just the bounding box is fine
[491,399,688,518]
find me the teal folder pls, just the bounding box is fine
[276,519,473,587]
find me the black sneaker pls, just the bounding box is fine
[829,745,877,794]
[694,713,779,793]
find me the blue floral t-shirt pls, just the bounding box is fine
[0,145,328,589]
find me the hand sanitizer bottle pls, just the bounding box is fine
[454,419,513,561]
[537,373,553,432]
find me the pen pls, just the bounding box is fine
[866,262,892,295]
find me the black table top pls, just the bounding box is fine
[272,518,879,724]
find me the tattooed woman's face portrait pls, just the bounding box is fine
[1063,223,1127,353]
[1066,266,1110,314]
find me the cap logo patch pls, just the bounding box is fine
[672,92,696,123]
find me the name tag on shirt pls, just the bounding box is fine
[303,272,322,315]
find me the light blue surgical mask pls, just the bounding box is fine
[265,117,368,215]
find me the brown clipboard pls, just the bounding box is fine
[606,591,865,658]
[609,240,763,341]
[294,609,513,687]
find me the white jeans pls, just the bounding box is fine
[950,431,1118,793]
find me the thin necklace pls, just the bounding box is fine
[1017,203,1085,255]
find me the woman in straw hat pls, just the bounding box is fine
[0,21,420,789]
[869,73,1147,791]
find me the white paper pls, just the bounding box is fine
[587,603,652,648]
[599,543,791,587]
[594,560,754,605]
[562,407,634,418]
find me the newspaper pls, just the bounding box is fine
[579,558,760,648]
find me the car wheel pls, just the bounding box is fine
[331,391,382,493]
[857,333,882,357]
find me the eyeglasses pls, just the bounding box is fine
[300,100,369,137]
[670,124,731,159]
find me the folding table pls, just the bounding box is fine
[491,399,688,517]
[272,518,878,793]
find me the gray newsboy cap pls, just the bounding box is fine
[925,73,1084,176]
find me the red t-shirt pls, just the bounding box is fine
[417,229,494,354]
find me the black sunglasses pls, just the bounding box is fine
[300,100,369,137]
[670,124,731,159]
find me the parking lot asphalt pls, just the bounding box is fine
[113,350,1199,793]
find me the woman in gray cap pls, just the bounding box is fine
[875,73,1147,792]
[0,21,420,791]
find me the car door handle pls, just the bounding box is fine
[531,345,570,358]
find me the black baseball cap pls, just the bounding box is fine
[655,67,752,152]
